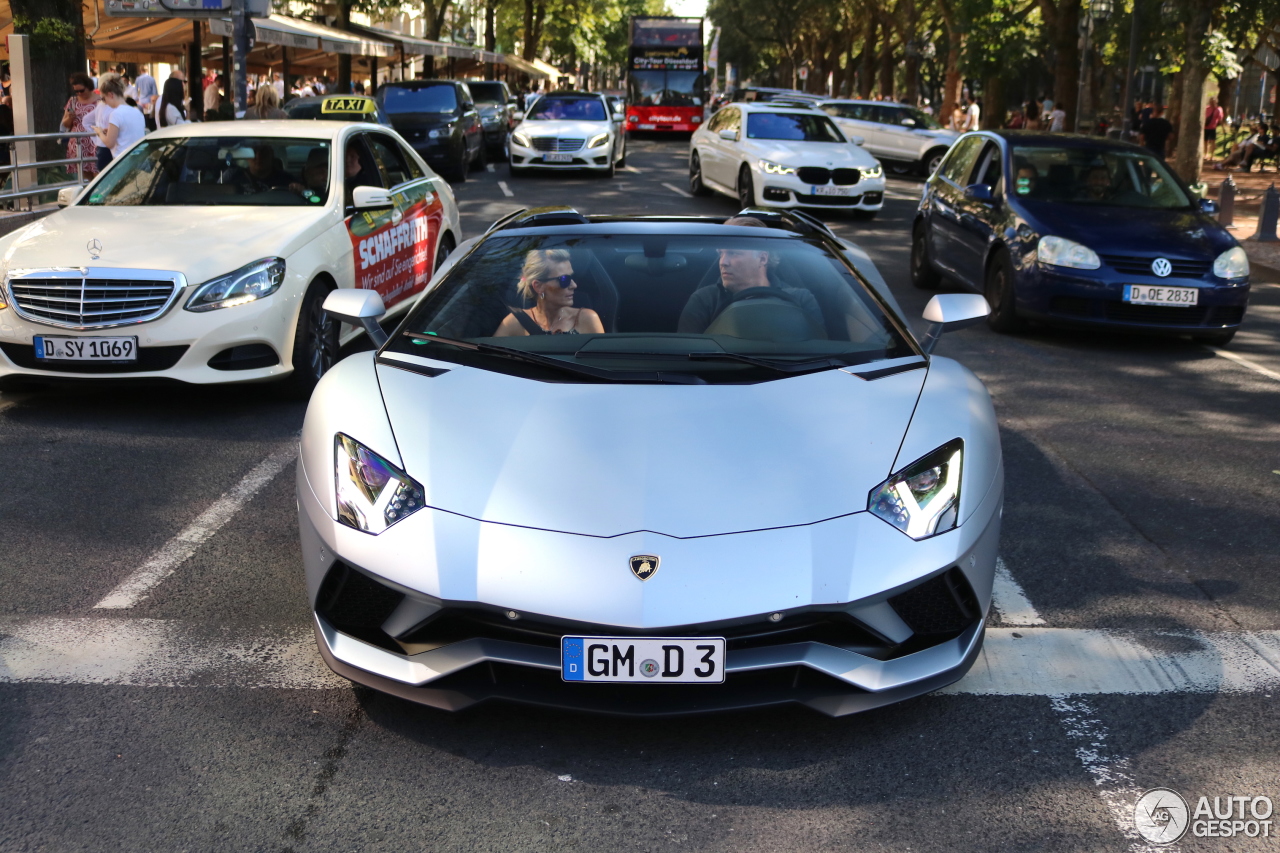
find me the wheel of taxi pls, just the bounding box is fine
[737,165,755,208]
[434,233,456,273]
[910,222,942,290]
[689,153,711,196]
[984,249,1024,333]
[284,280,340,398]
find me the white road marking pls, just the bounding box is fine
[497,181,515,198]
[990,557,1047,626]
[1051,696,1178,853]
[661,182,693,198]
[1204,345,1280,382]
[5,615,1280,698]
[624,165,642,174]
[93,443,298,610]
[485,163,495,173]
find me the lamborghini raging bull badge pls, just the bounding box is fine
[629,555,660,581]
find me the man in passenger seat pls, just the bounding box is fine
[677,216,824,334]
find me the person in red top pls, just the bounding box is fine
[1204,97,1225,161]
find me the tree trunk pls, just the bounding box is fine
[485,0,497,52]
[10,0,86,159]
[337,1,352,93]
[1050,0,1080,130]
[902,0,918,105]
[877,20,895,98]
[859,16,877,99]
[938,0,962,127]
[1172,0,1212,185]
[983,75,1005,129]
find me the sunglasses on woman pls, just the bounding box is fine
[537,274,575,288]
[72,87,87,94]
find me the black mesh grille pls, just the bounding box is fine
[801,194,862,206]
[316,561,405,651]
[0,343,187,373]
[1103,302,1211,325]
[797,166,831,185]
[1050,296,1092,317]
[1098,254,1211,278]
[207,344,279,371]
[889,568,978,635]
[831,168,861,186]
[1207,305,1246,325]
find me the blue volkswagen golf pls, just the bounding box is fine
[911,131,1250,345]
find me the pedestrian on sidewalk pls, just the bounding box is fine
[1139,104,1173,160]
[245,84,286,120]
[60,72,102,178]
[158,77,188,128]
[1204,97,1224,161]
[94,75,146,160]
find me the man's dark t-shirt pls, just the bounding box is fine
[677,281,824,336]
[1141,117,1173,158]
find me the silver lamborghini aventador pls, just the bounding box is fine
[297,207,1001,716]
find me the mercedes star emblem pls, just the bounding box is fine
[87,238,103,260]
[1151,257,1172,277]
[629,555,660,581]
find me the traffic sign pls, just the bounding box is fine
[105,0,268,18]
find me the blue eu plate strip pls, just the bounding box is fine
[33,337,45,359]
[561,637,584,681]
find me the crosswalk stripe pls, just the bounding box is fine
[4,616,1279,696]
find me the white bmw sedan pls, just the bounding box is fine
[508,92,626,178]
[0,120,461,394]
[690,103,886,217]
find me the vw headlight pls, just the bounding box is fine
[587,132,610,149]
[868,439,963,540]
[1037,235,1101,270]
[185,258,284,312]
[759,160,796,175]
[1212,246,1249,280]
[860,163,883,179]
[511,130,532,148]
[335,434,426,535]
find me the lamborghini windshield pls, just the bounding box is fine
[387,226,916,383]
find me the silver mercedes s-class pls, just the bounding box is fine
[297,206,1001,716]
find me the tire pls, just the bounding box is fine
[471,140,488,172]
[617,140,626,167]
[984,250,1023,333]
[689,152,711,196]
[737,165,755,209]
[451,147,468,183]
[434,232,456,274]
[1194,329,1237,347]
[921,147,948,177]
[910,222,942,290]
[603,153,616,178]
[282,280,339,399]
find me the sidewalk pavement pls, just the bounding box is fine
[1200,160,1280,272]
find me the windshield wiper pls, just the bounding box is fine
[400,333,703,383]
[684,351,862,373]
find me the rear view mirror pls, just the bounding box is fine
[719,129,738,141]
[963,184,994,202]
[849,135,865,146]
[514,111,525,121]
[920,293,990,353]
[1200,198,1219,214]
[901,118,916,127]
[323,288,388,347]
[58,186,83,207]
[352,186,394,211]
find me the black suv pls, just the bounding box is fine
[465,80,518,160]
[374,79,484,182]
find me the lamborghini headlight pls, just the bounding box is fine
[759,159,796,175]
[868,439,963,540]
[185,257,285,312]
[335,434,425,535]
[587,132,610,148]
[1212,246,1249,280]
[511,130,532,148]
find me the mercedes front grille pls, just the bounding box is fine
[4,268,185,330]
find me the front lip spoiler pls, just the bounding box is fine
[315,612,983,693]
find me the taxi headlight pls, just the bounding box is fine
[1212,246,1249,280]
[759,160,796,175]
[860,163,883,179]
[185,257,285,312]
[511,130,532,148]
[1037,235,1101,270]
[335,434,426,535]
[869,439,963,540]
[587,133,610,148]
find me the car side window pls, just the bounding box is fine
[724,108,741,132]
[939,136,984,185]
[394,139,427,180]
[367,134,414,187]
[707,110,727,132]
[972,142,1003,192]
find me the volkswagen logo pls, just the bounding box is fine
[629,555,660,581]
[1151,257,1172,277]
[86,238,103,260]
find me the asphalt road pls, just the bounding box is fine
[1,136,1278,852]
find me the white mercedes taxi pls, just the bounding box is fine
[690,102,886,218]
[0,120,460,393]
[508,91,626,178]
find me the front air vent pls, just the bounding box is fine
[889,567,979,636]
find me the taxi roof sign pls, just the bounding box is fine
[321,97,376,115]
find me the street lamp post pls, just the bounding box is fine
[1075,0,1113,134]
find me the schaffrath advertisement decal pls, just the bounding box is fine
[347,181,442,308]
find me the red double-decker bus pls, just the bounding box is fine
[625,16,707,132]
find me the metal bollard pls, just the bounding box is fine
[1218,175,1236,227]
[1256,183,1280,243]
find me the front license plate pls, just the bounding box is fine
[1124,284,1198,306]
[544,152,573,163]
[562,636,726,684]
[812,185,856,196]
[34,335,137,362]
